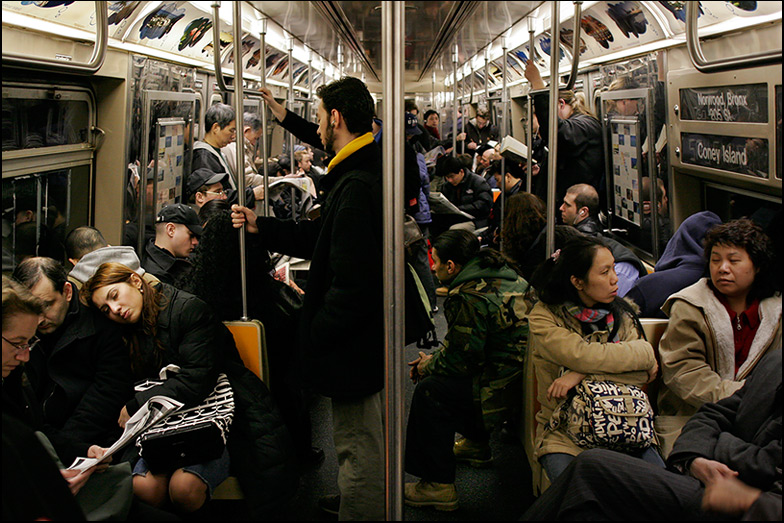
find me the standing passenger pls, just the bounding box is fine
[235,76,385,520]
[524,60,604,210]
[405,230,529,511]
[655,218,781,457]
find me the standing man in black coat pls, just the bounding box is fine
[235,77,385,520]
[11,257,132,465]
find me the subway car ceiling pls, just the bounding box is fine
[2,1,782,92]
[2,1,782,255]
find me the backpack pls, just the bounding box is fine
[405,261,438,348]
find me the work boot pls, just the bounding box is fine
[404,480,458,511]
[453,437,492,467]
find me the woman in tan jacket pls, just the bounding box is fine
[529,235,661,481]
[656,218,781,457]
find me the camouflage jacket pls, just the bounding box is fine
[421,256,529,429]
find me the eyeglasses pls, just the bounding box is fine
[205,190,226,197]
[2,335,39,354]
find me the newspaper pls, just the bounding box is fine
[428,191,474,220]
[423,146,446,168]
[66,395,183,473]
[267,175,316,200]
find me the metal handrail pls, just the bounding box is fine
[212,1,233,94]
[686,1,782,73]
[2,0,108,75]
[562,1,583,91]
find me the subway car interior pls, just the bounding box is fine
[2,1,782,520]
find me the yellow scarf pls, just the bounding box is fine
[327,132,374,173]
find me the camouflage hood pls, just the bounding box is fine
[448,256,519,291]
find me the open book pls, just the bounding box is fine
[66,395,183,473]
[429,191,474,220]
[499,135,536,165]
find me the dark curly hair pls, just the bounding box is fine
[703,218,776,301]
[501,193,547,265]
[316,76,374,136]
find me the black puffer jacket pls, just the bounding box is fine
[126,283,298,517]
[441,171,493,228]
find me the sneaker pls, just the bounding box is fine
[404,480,458,511]
[436,286,449,297]
[318,494,340,516]
[453,437,492,468]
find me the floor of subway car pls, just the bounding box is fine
[203,294,536,520]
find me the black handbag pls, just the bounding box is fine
[136,372,234,473]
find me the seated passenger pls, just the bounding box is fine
[141,203,201,285]
[655,218,781,457]
[176,202,323,470]
[522,349,782,521]
[82,263,298,516]
[486,160,524,248]
[11,258,132,465]
[432,155,492,236]
[191,103,263,206]
[625,211,722,318]
[222,112,265,188]
[404,230,529,511]
[528,235,661,481]
[561,183,646,297]
[2,275,133,521]
[185,168,229,210]
[65,225,157,289]
[640,176,672,255]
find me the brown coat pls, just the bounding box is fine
[530,300,655,459]
[655,278,782,457]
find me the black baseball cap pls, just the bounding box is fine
[156,203,203,236]
[187,168,229,197]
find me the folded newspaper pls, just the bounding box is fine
[267,176,314,200]
[66,395,183,473]
[429,191,474,220]
[423,146,446,168]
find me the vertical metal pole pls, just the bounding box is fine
[646,90,660,259]
[287,38,295,176]
[452,42,458,157]
[259,18,270,217]
[500,41,508,252]
[382,1,405,520]
[526,25,535,194]
[546,2,560,256]
[232,0,249,321]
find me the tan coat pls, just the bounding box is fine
[223,138,264,188]
[655,278,782,457]
[530,301,656,460]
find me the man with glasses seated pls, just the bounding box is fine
[11,257,133,466]
[187,168,230,210]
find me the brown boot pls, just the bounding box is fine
[404,480,458,511]
[453,437,492,467]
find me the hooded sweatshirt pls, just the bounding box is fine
[625,211,722,317]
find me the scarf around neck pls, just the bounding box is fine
[565,302,616,341]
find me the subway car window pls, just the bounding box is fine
[2,166,91,271]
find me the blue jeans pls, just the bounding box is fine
[541,446,664,482]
